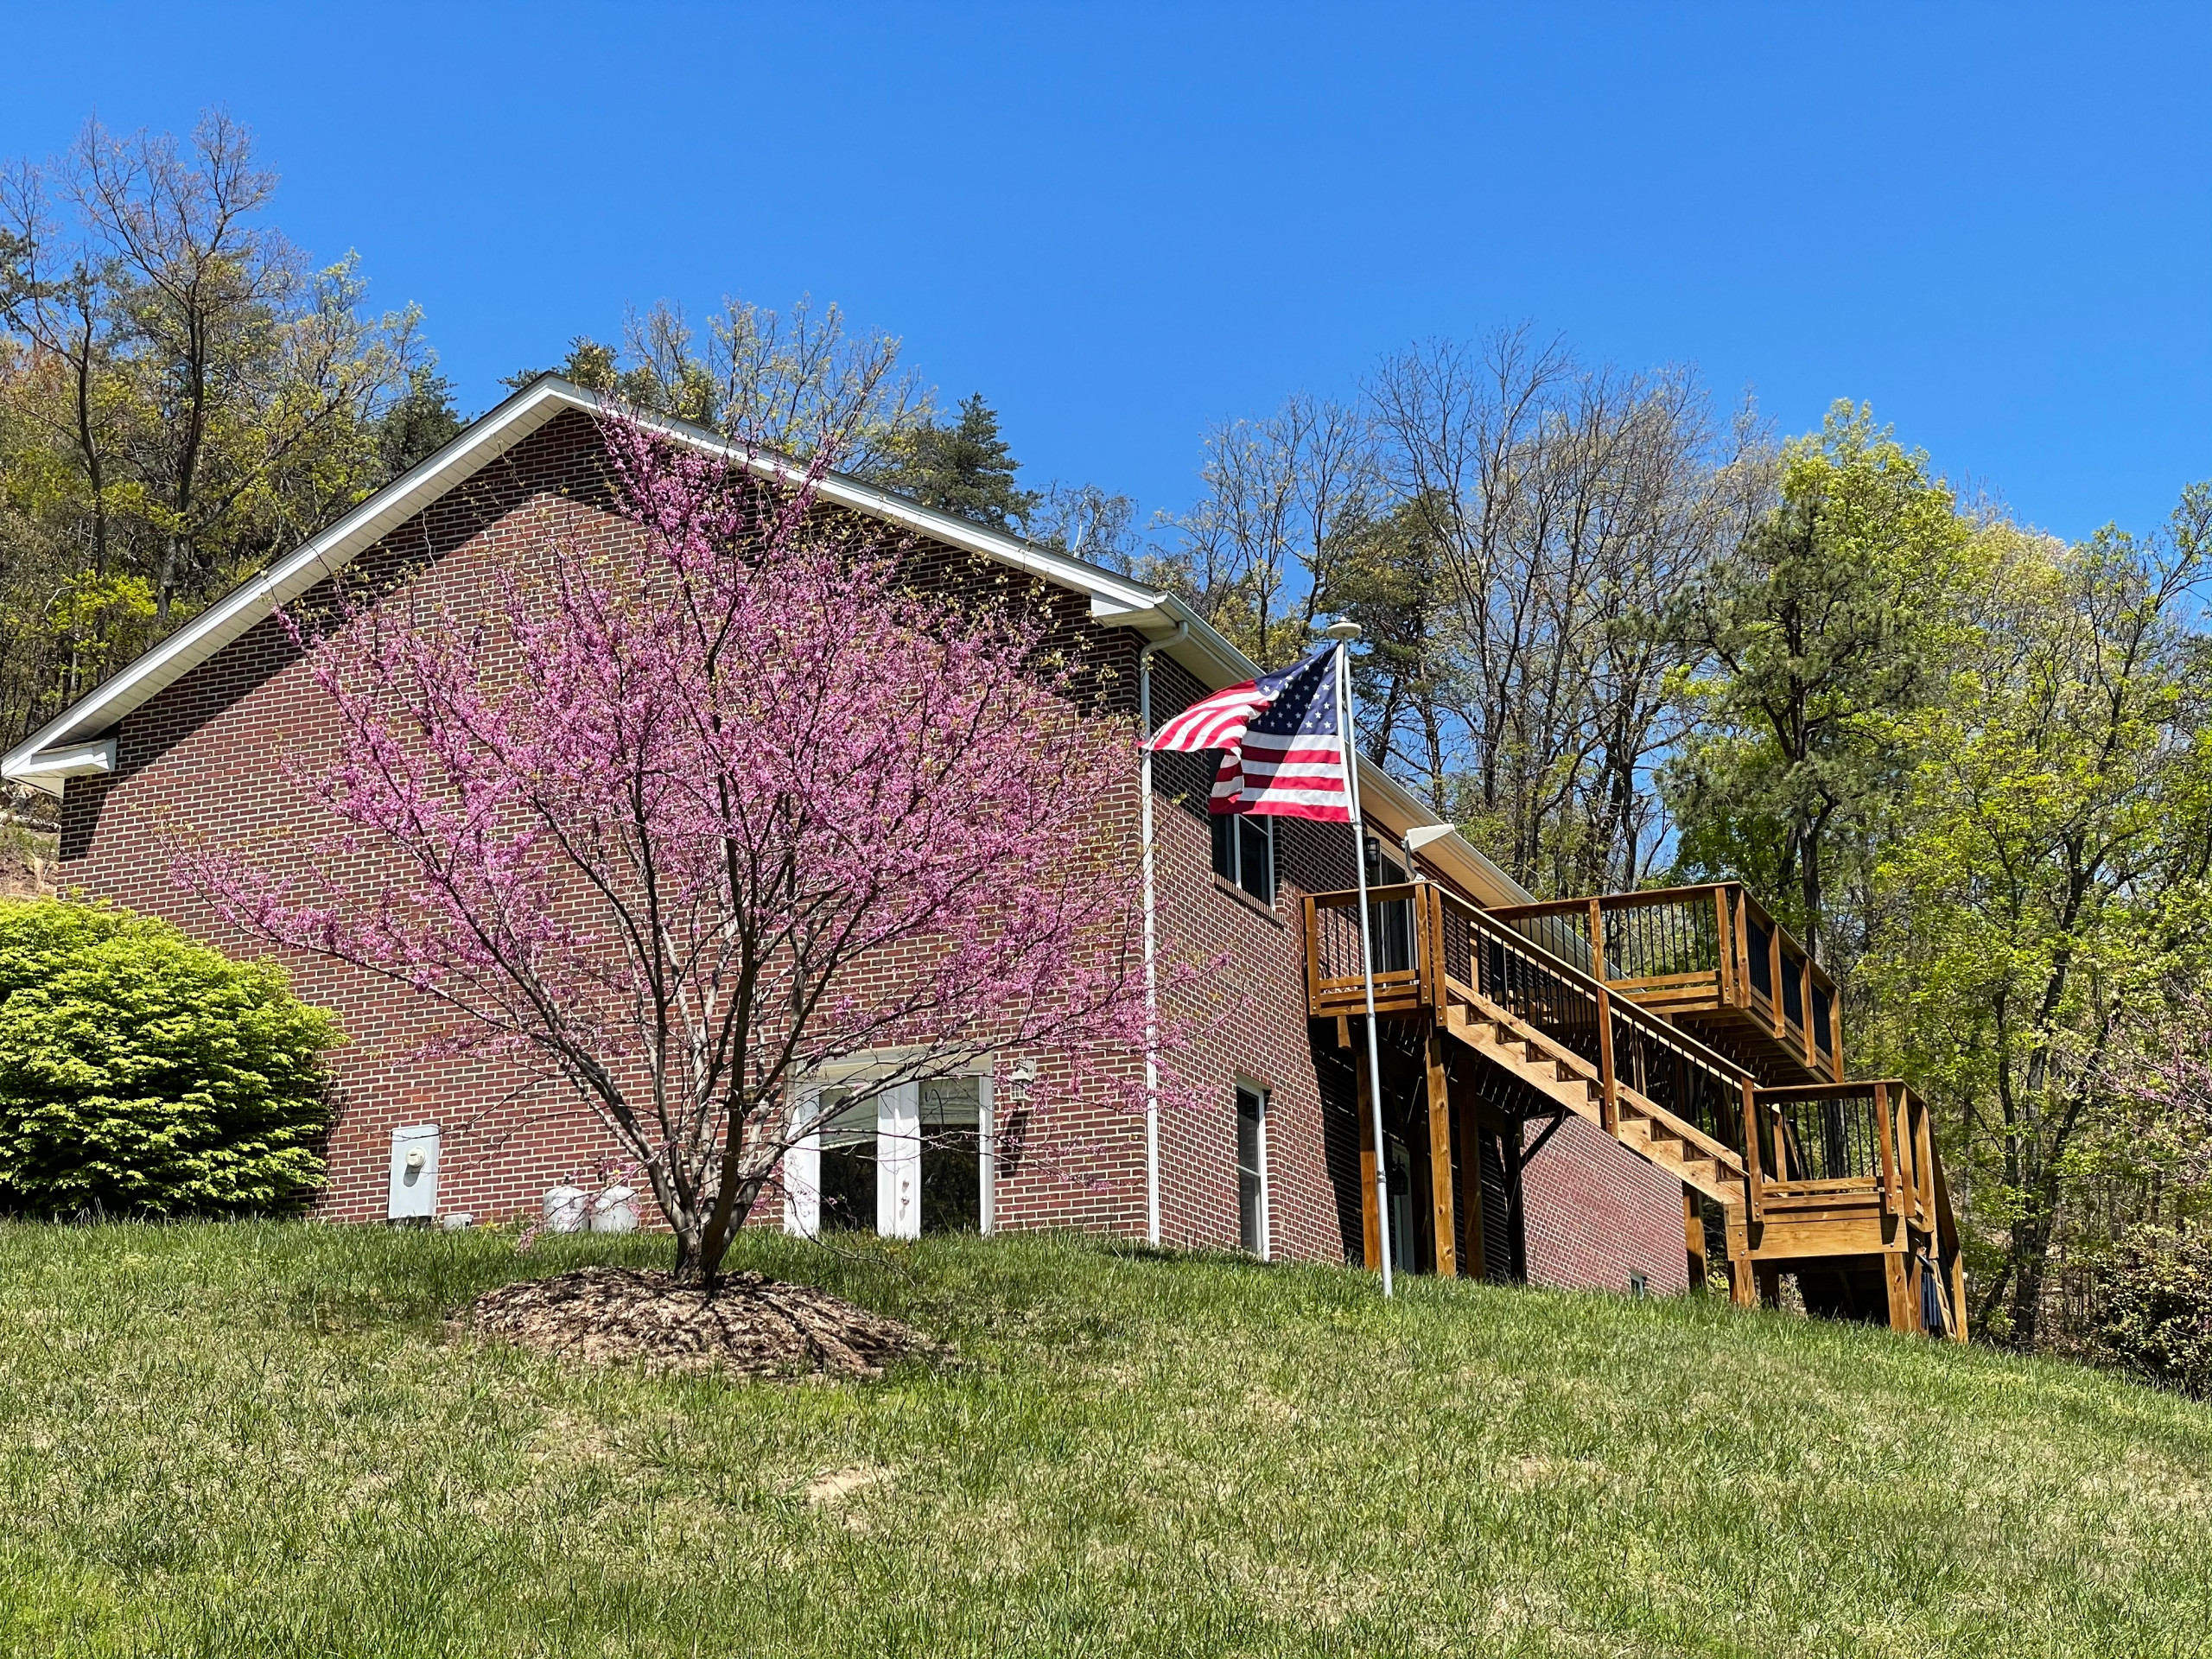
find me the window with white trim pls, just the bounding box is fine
[1236,1083,1269,1258]
[1211,813,1275,904]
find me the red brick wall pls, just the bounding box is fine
[1520,1115,1691,1294]
[52,406,1689,1294]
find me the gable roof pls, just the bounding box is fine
[2,375,1530,904]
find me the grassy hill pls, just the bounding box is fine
[2,1224,2208,1657]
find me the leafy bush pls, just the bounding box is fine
[2096,1225,2212,1395]
[0,900,340,1217]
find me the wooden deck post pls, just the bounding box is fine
[1684,1191,1707,1289]
[1885,1250,1916,1334]
[1713,886,1733,1007]
[1739,1077,1764,1223]
[1726,1205,1758,1306]
[1426,1027,1455,1277]
[1733,886,1756,1016]
[1800,955,1817,1071]
[1459,1099,1488,1282]
[1302,895,1322,1015]
[1874,1082,1899,1218]
[1770,928,1785,1040]
[1357,1046,1382,1274]
[1596,985,1618,1135]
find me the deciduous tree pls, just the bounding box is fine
[1667,402,1967,963]
[182,416,1185,1283]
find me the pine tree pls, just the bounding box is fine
[894,394,1040,531]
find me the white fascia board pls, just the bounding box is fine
[0,376,1217,793]
[1096,594,1260,691]
[0,378,575,788]
[605,397,1172,615]
[2,736,117,791]
[1357,763,1535,906]
[0,371,1525,907]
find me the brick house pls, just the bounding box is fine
[6,376,1953,1318]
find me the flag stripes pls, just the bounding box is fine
[1147,645,1351,823]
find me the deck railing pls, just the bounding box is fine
[1304,885,1956,1226]
[1302,882,1961,1331]
[1484,883,1841,1081]
[1756,1080,1940,1227]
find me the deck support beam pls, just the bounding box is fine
[1459,1096,1488,1282]
[1885,1250,1916,1334]
[1426,1027,1455,1277]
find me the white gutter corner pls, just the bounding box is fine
[3,736,118,798]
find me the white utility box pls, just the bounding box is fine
[387,1124,440,1221]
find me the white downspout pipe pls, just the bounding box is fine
[1136,620,1185,1249]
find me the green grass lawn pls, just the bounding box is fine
[2,1224,2209,1657]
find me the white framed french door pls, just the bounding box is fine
[785,1068,995,1240]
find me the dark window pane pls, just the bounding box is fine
[1236,1087,1265,1255]
[1364,836,1406,886]
[919,1077,983,1234]
[1238,817,1272,902]
[919,1141,981,1233]
[818,1144,874,1230]
[1211,814,1236,881]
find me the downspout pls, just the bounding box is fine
[1136,620,1186,1249]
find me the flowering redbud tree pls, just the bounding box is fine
[183,416,1183,1282]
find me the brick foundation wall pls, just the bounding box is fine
[1520,1114,1691,1294]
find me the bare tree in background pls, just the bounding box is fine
[0,111,417,753]
[60,114,416,622]
[1029,480,1143,568]
[611,295,933,479]
[1368,327,1763,893]
[1170,392,1376,664]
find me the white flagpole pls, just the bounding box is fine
[1325,622,1394,1298]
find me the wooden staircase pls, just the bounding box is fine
[1306,878,1966,1338]
[1438,991,1747,1211]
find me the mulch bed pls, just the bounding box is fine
[463,1265,935,1381]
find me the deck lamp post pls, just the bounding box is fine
[1323,618,1396,1298]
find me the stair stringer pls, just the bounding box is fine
[1438,988,1751,1215]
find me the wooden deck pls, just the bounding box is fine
[1483,884,1842,1084]
[1303,880,1964,1338]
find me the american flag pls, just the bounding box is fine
[1145,645,1351,823]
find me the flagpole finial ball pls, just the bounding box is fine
[1321,619,1363,641]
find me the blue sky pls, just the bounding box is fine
[4,3,2206,543]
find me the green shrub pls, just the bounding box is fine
[0,899,340,1217]
[2097,1225,2212,1396]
